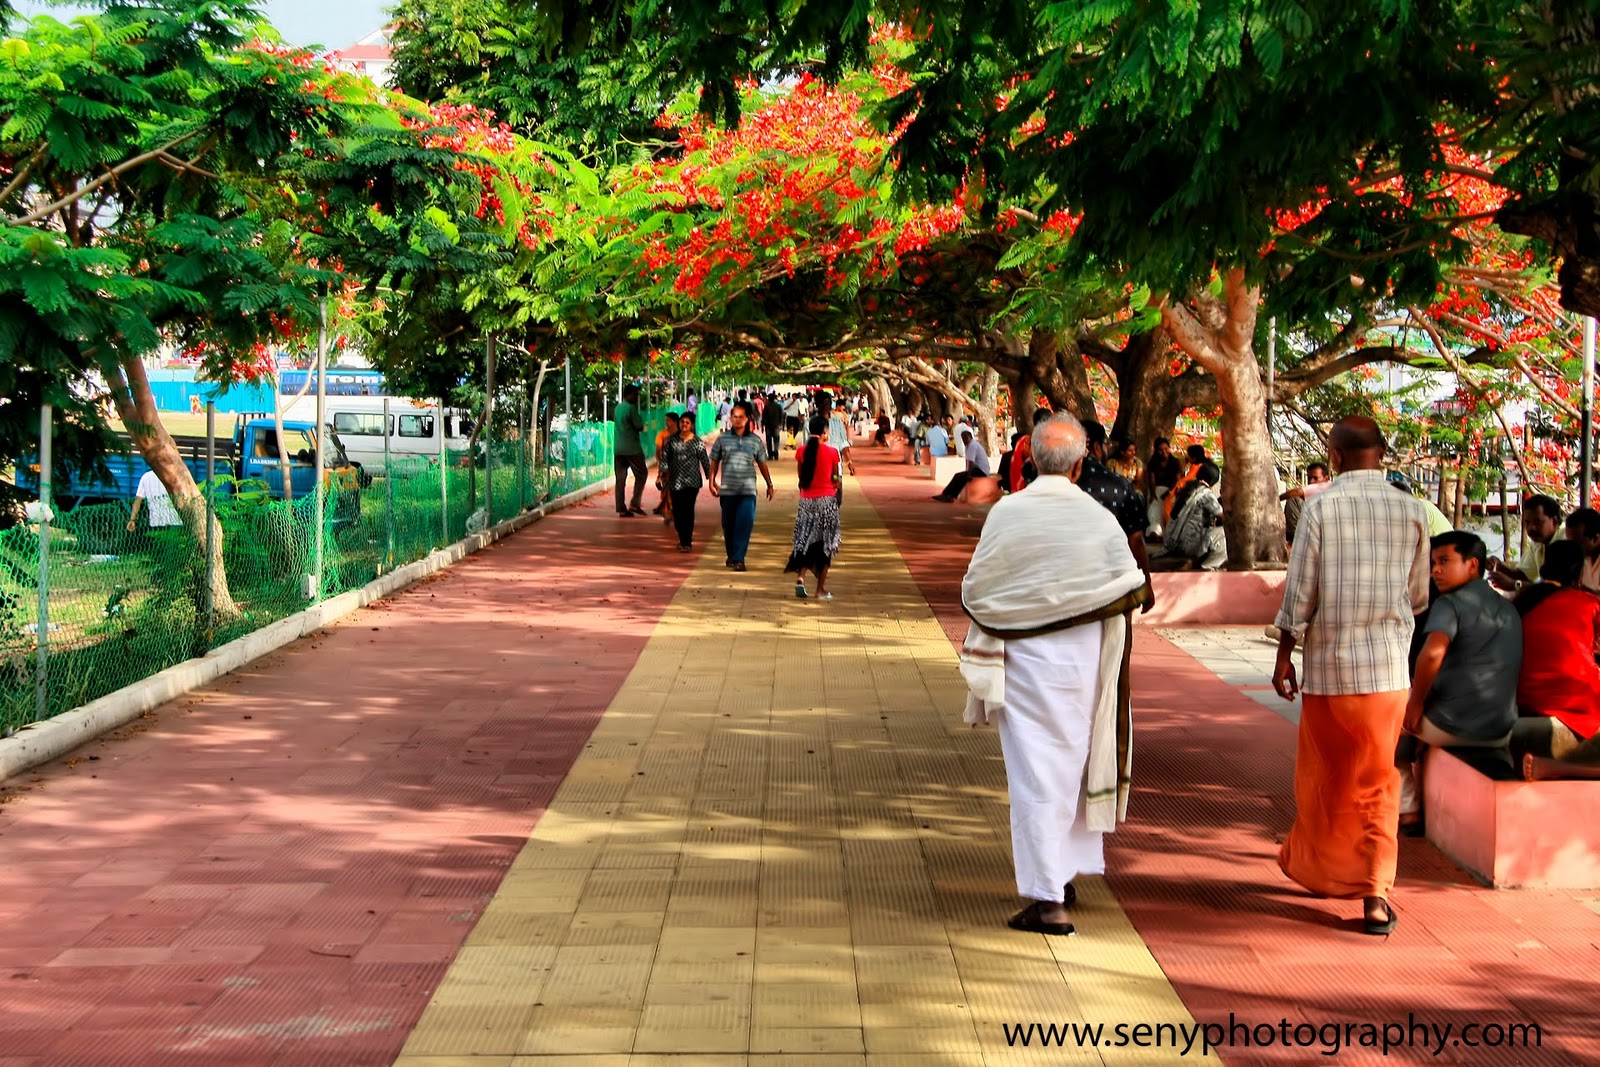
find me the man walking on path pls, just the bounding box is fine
[761,391,784,457]
[818,394,857,495]
[959,413,1150,936]
[1271,416,1430,936]
[709,402,775,571]
[613,383,647,517]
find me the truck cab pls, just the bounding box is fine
[232,418,362,523]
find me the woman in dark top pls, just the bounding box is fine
[659,415,711,551]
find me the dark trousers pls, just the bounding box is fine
[720,494,756,563]
[670,487,699,547]
[937,471,972,500]
[764,426,781,456]
[614,453,646,512]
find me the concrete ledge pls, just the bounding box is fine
[930,454,964,485]
[1424,747,1600,888]
[0,475,618,785]
[958,475,1001,505]
[1135,570,1287,626]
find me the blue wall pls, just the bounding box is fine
[145,369,280,413]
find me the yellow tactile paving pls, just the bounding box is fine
[394,482,1207,1066]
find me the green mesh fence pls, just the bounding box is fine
[0,408,661,733]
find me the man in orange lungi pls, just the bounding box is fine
[1271,417,1430,935]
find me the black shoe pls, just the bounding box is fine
[1007,901,1075,937]
[732,561,747,572]
[618,511,635,518]
[628,507,647,516]
[1363,901,1398,936]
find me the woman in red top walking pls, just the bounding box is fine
[786,416,842,600]
[1514,541,1600,780]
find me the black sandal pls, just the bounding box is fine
[1363,901,1398,936]
[1007,901,1076,937]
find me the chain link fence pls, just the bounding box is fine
[0,408,664,734]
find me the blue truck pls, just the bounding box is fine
[17,418,361,520]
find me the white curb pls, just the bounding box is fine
[0,475,620,784]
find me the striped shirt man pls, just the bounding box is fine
[1275,469,1432,694]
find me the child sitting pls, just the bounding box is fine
[1397,531,1522,831]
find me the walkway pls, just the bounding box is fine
[0,445,1596,1066]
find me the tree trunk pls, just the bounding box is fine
[1210,356,1285,568]
[1107,328,1190,457]
[107,358,240,616]
[867,376,895,422]
[1013,374,1037,427]
[1160,271,1286,567]
[974,366,1002,458]
[1026,332,1096,419]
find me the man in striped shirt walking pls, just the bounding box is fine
[1271,417,1431,936]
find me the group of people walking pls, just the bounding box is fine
[613,388,850,596]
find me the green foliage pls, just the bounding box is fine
[390,0,677,166]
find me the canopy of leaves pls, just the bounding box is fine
[1,0,530,482]
[390,0,680,167]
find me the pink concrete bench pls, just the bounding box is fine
[1422,747,1600,888]
[1134,570,1287,626]
[958,475,1001,505]
[930,454,965,484]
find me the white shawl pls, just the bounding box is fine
[959,475,1147,831]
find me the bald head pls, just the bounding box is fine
[1327,416,1386,472]
[1032,413,1087,476]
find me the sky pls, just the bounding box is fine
[15,1,392,49]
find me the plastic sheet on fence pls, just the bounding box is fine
[0,412,658,732]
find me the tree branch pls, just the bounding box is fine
[11,132,206,226]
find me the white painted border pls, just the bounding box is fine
[0,475,619,784]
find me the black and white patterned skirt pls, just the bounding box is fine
[785,496,842,573]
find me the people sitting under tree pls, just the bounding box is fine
[932,429,991,502]
[996,431,1024,493]
[1163,444,1211,524]
[1565,507,1600,592]
[1489,494,1564,593]
[1282,461,1332,546]
[1107,438,1143,486]
[1162,462,1225,570]
[1396,532,1522,833]
[1513,541,1600,781]
[1144,437,1181,538]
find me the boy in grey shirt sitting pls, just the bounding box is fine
[1398,531,1522,833]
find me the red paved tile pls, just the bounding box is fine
[0,492,702,1066]
[854,449,1600,1067]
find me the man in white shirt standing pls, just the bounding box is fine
[933,430,992,502]
[127,469,183,532]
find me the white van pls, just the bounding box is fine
[279,395,475,474]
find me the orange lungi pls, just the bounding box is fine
[1279,691,1406,900]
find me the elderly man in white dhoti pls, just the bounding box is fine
[959,413,1150,936]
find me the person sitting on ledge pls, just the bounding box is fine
[1396,531,1521,832]
[996,431,1024,493]
[1162,462,1225,570]
[932,429,991,503]
[1565,507,1600,593]
[1513,541,1600,781]
[1489,494,1563,593]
